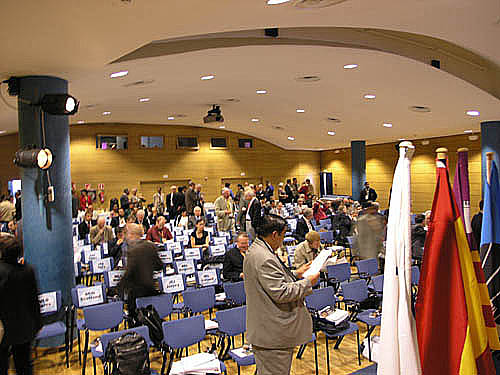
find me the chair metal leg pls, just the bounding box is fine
[160,349,168,375]
[313,339,319,375]
[78,329,82,365]
[92,357,96,375]
[325,336,330,375]
[82,330,89,375]
[334,336,344,350]
[296,344,306,359]
[367,324,372,362]
[238,365,241,375]
[356,330,361,365]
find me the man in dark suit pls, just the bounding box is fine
[78,210,94,240]
[111,208,127,229]
[471,200,483,249]
[360,182,377,205]
[120,188,130,211]
[245,189,262,241]
[223,233,249,282]
[174,187,186,219]
[294,208,314,243]
[166,185,177,219]
[285,179,294,204]
[184,182,198,215]
[0,235,42,375]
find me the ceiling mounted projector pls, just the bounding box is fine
[203,105,224,124]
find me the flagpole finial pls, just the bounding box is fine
[436,147,448,159]
[399,141,414,149]
[486,152,494,161]
[457,147,469,152]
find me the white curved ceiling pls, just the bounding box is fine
[0,0,499,149]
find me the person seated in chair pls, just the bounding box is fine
[293,231,322,269]
[135,209,150,234]
[111,208,127,228]
[190,218,210,250]
[146,216,173,243]
[223,232,249,282]
[78,210,94,240]
[188,206,205,229]
[90,216,114,246]
[294,208,314,243]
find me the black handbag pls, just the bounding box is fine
[135,305,164,347]
[310,307,350,336]
[105,332,150,375]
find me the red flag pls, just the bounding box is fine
[415,154,497,374]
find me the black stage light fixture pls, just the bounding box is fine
[265,28,279,37]
[41,94,79,115]
[14,146,53,170]
[203,105,224,124]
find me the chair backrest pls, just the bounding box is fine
[71,284,106,308]
[341,279,369,303]
[223,281,246,305]
[371,274,384,293]
[100,325,152,352]
[320,231,334,244]
[103,270,125,289]
[411,266,420,285]
[319,219,331,228]
[326,263,351,282]
[216,306,246,336]
[355,258,379,276]
[182,286,215,314]
[346,236,355,248]
[89,257,114,274]
[136,294,173,319]
[305,286,336,311]
[83,301,124,331]
[287,255,294,268]
[162,315,206,349]
[196,269,221,288]
[38,290,62,317]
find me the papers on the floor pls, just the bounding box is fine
[170,352,221,375]
[215,292,226,302]
[205,319,219,330]
[303,248,332,278]
[231,347,253,358]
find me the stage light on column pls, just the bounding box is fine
[14,147,53,170]
[40,94,79,115]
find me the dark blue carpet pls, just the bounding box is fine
[349,364,377,374]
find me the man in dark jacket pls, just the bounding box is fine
[471,200,483,249]
[223,233,249,282]
[120,188,130,211]
[411,214,426,262]
[359,182,378,205]
[295,208,314,243]
[0,235,42,375]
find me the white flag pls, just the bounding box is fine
[378,141,421,375]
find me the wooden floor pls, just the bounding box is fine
[8,315,378,375]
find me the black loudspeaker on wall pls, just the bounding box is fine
[320,172,333,197]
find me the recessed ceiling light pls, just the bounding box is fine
[421,140,430,145]
[251,118,260,122]
[167,116,175,120]
[110,70,128,78]
[410,105,431,113]
[327,131,336,136]
[466,110,480,117]
[383,123,393,128]
[139,98,150,102]
[256,90,267,94]
[334,150,340,154]
[464,129,474,133]
[219,125,226,129]
[266,0,291,4]
[77,120,85,124]
[201,75,215,81]
[364,94,376,99]
[343,64,358,69]
[288,136,295,141]
[296,109,305,113]
[102,111,111,116]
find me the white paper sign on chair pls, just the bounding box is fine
[167,242,182,254]
[107,270,124,287]
[158,250,173,264]
[176,235,189,246]
[213,237,227,245]
[210,245,226,257]
[184,248,201,261]
[77,286,105,307]
[161,274,185,294]
[82,250,102,263]
[39,292,58,314]
[198,269,218,287]
[91,258,113,273]
[176,260,195,275]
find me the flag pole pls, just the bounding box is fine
[486,152,494,185]
[436,147,448,160]
[457,147,469,152]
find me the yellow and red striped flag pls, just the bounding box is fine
[415,149,500,374]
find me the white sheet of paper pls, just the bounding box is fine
[205,319,219,330]
[303,248,332,278]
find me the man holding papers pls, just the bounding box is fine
[244,214,320,375]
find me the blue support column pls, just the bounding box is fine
[481,121,500,194]
[18,76,74,344]
[351,140,366,201]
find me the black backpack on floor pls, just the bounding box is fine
[135,305,164,347]
[105,332,150,375]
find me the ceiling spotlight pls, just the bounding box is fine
[14,147,53,170]
[327,131,336,136]
[266,0,291,4]
[288,136,295,141]
[77,120,85,124]
[383,123,393,128]
[219,125,226,129]
[464,129,474,133]
[203,105,224,124]
[251,118,260,122]
[343,64,358,69]
[334,150,340,154]
[256,90,267,94]
[296,109,305,113]
[40,94,79,115]
[364,94,376,99]
[167,116,175,120]
[102,111,111,116]
[201,75,215,81]
[110,70,128,78]
[466,110,480,117]
[139,98,150,102]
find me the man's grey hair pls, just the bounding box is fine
[303,208,313,218]
[236,232,249,242]
[194,206,202,213]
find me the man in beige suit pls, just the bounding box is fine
[214,188,234,233]
[90,216,114,245]
[244,214,320,375]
